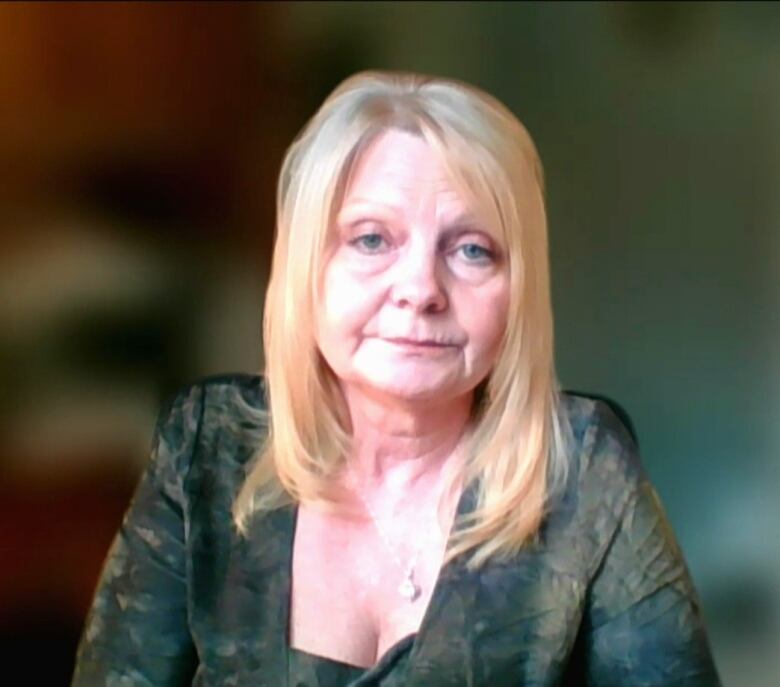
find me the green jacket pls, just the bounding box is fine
[72,374,721,686]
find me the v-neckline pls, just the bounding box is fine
[282,480,477,676]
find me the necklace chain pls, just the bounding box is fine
[346,467,427,601]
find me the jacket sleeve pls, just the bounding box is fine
[71,384,203,686]
[581,406,722,686]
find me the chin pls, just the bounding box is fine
[355,369,471,405]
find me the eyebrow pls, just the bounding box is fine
[440,213,482,231]
[336,203,501,245]
[339,203,479,226]
[337,201,400,226]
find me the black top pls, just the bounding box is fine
[289,639,411,686]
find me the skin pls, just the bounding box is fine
[291,129,511,667]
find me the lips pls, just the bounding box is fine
[383,337,459,348]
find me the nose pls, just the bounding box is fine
[390,241,448,314]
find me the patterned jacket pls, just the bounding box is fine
[72,374,721,686]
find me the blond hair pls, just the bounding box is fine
[233,71,570,569]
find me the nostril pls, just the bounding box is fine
[391,279,448,313]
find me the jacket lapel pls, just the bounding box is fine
[405,486,585,687]
[205,503,295,687]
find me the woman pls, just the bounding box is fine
[72,72,721,686]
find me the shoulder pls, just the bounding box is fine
[544,392,648,574]
[559,391,645,493]
[162,372,266,415]
[152,373,268,487]
[159,372,267,436]
[558,398,721,682]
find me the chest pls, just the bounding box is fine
[187,499,590,686]
[288,504,449,668]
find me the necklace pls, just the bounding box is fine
[346,468,426,602]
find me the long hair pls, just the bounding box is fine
[233,71,570,569]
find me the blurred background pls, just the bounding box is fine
[0,2,777,684]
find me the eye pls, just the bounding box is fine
[456,242,494,264]
[350,232,388,254]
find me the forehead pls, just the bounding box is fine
[341,129,467,213]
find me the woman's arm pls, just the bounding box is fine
[581,406,722,686]
[71,384,203,686]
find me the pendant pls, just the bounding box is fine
[398,573,420,601]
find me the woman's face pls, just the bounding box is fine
[316,129,510,405]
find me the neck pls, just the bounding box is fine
[341,384,473,496]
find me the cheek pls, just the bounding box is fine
[461,284,511,352]
[474,314,508,355]
[319,261,378,342]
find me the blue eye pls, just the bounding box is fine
[352,233,387,253]
[458,243,493,263]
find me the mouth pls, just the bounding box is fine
[383,337,459,349]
